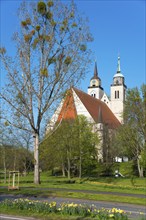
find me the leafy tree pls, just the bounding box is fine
[73,116,98,178]
[114,85,146,177]
[0,0,92,184]
[0,144,33,174]
[102,124,116,176]
[40,115,98,178]
[40,119,76,179]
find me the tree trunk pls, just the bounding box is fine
[67,150,71,179]
[61,163,66,177]
[34,133,40,184]
[137,158,143,178]
[79,155,82,178]
[3,148,6,183]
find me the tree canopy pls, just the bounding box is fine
[114,84,146,177]
[40,115,98,178]
[0,0,93,184]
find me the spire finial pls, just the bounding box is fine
[117,56,121,72]
[94,60,98,77]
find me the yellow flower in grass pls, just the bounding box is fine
[50,201,56,207]
[140,212,144,215]
[118,209,124,214]
[109,214,114,218]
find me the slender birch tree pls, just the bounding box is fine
[0,0,92,184]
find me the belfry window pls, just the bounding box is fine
[91,93,96,98]
[115,90,119,99]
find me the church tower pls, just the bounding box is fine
[88,61,104,99]
[110,56,127,123]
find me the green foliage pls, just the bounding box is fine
[0,144,33,172]
[46,11,52,20]
[72,22,77,28]
[44,35,50,41]
[47,1,54,7]
[0,47,6,54]
[64,56,72,66]
[50,20,56,26]
[21,21,27,27]
[119,161,135,177]
[114,85,146,177]
[40,115,98,178]
[37,2,47,15]
[48,57,56,65]
[35,25,41,31]
[80,44,87,52]
[40,68,48,77]
[4,121,9,127]
[25,18,31,25]
[24,34,32,43]
[21,18,31,28]
[1,0,93,185]
[32,38,39,49]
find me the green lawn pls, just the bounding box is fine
[0,172,146,206]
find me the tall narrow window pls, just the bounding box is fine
[91,93,96,98]
[115,90,119,99]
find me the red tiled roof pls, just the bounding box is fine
[57,87,121,128]
[73,87,121,128]
[57,90,77,122]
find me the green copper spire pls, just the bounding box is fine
[117,56,121,73]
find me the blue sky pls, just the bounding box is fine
[0,0,145,96]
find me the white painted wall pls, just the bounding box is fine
[72,89,94,124]
[46,99,64,132]
[101,92,110,108]
[87,87,104,100]
[110,85,126,123]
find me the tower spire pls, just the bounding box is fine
[94,60,98,78]
[117,56,121,73]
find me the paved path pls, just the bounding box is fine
[0,215,36,220]
[1,186,146,198]
[0,194,146,219]
[23,186,146,198]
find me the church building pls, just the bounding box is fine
[46,56,127,160]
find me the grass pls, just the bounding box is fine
[0,172,146,206]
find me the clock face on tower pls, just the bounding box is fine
[92,80,96,86]
[91,79,100,87]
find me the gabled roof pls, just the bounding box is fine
[73,88,121,128]
[57,87,121,129]
[57,90,77,122]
